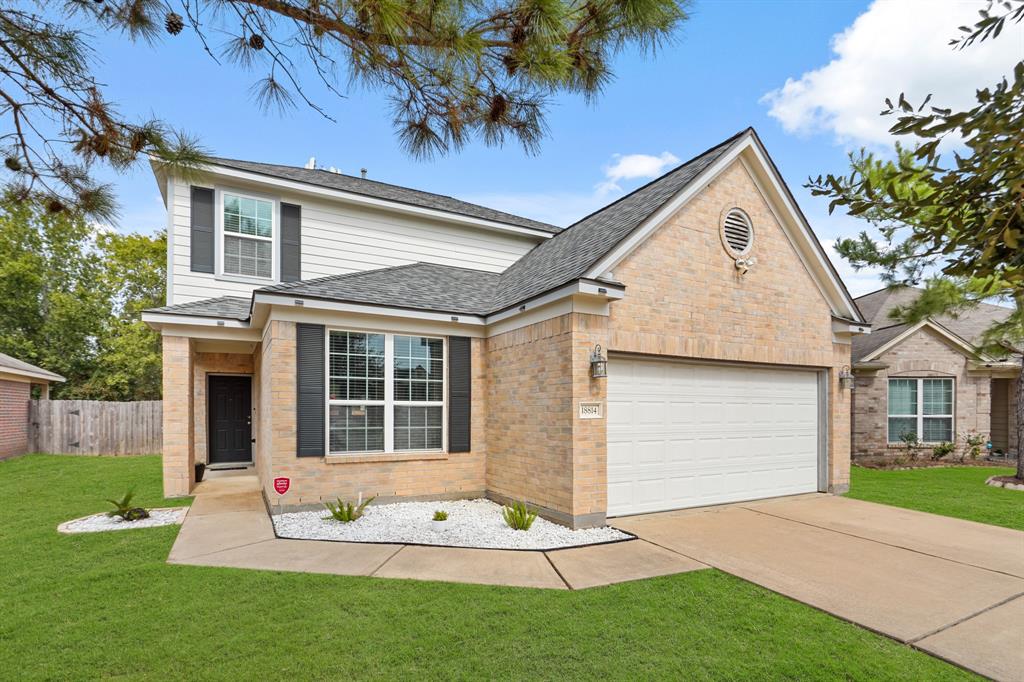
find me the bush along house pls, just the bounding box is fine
[142,128,867,528]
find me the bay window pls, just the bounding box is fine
[887,378,953,443]
[328,330,444,453]
[222,192,274,278]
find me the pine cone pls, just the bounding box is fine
[248,34,265,50]
[165,13,184,36]
[4,156,21,172]
[46,199,64,214]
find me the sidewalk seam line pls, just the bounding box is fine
[740,505,1024,580]
[907,591,1024,644]
[542,551,572,590]
[368,545,406,576]
[170,537,275,562]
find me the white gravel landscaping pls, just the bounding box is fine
[57,507,188,534]
[272,498,632,550]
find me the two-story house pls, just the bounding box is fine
[142,128,867,528]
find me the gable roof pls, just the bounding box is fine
[488,131,745,312]
[206,157,560,235]
[852,286,1016,362]
[0,352,64,383]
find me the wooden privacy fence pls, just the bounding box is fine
[29,400,162,455]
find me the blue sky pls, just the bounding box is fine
[89,0,1024,296]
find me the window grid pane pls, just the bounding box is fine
[329,405,384,453]
[923,379,953,415]
[224,194,273,238]
[922,417,953,442]
[329,331,385,402]
[888,417,918,443]
[394,336,443,404]
[394,406,443,451]
[888,379,917,416]
[223,235,271,278]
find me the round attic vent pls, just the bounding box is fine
[721,208,753,257]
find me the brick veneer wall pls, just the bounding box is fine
[162,335,195,497]
[606,159,852,493]
[852,327,993,461]
[263,321,489,509]
[0,379,31,459]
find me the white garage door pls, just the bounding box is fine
[607,357,821,516]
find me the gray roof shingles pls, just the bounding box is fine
[208,157,560,235]
[146,296,252,320]
[852,286,1016,361]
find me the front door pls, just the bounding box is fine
[208,375,252,465]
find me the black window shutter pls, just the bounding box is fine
[190,186,215,273]
[296,323,325,457]
[280,203,301,282]
[447,336,472,453]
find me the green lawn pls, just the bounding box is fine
[0,455,973,681]
[847,465,1023,531]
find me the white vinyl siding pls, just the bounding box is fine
[887,378,954,443]
[167,177,542,304]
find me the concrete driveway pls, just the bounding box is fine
[614,494,1024,681]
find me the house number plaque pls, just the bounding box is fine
[579,402,603,419]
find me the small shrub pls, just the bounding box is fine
[106,490,150,522]
[432,510,448,521]
[931,441,955,461]
[502,501,537,531]
[324,496,374,522]
[899,431,920,460]
[962,431,986,461]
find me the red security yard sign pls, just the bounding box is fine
[273,477,290,495]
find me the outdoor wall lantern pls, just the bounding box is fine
[838,365,855,390]
[590,345,608,379]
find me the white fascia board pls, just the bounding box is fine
[0,367,64,383]
[159,326,261,342]
[197,164,555,241]
[861,319,980,362]
[484,279,624,325]
[832,319,871,335]
[252,292,488,326]
[583,132,863,323]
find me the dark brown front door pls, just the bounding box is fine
[208,375,252,464]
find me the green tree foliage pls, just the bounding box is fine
[0,193,165,400]
[807,1,1024,478]
[1,0,689,217]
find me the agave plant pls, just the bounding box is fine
[502,501,537,531]
[324,496,375,523]
[106,490,150,521]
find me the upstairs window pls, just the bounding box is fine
[888,378,954,443]
[222,193,273,278]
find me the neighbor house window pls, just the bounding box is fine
[327,331,444,453]
[887,378,953,443]
[222,193,273,278]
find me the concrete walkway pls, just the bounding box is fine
[168,473,705,590]
[615,494,1024,681]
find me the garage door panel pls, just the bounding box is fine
[608,358,821,516]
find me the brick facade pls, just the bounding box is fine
[852,327,1002,461]
[161,335,195,497]
[606,159,852,493]
[0,379,31,460]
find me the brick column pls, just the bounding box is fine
[570,313,610,526]
[829,343,852,494]
[162,335,194,497]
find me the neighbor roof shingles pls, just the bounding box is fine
[0,351,64,382]
[208,157,560,234]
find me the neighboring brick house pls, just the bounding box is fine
[142,128,867,528]
[0,352,64,460]
[851,287,1020,462]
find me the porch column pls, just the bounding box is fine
[162,335,195,497]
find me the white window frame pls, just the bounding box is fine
[887,377,955,444]
[215,187,279,283]
[325,329,447,454]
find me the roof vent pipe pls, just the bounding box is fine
[304,156,316,169]
[360,168,367,179]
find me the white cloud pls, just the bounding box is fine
[466,150,680,226]
[596,151,680,195]
[762,0,1024,147]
